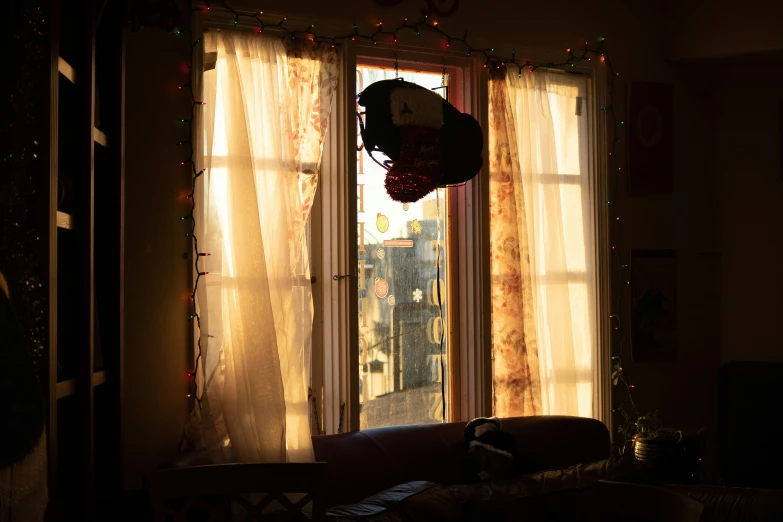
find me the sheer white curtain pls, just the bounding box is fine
[192,31,339,463]
[491,70,597,418]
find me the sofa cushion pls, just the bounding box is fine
[451,456,643,522]
[450,455,642,502]
[325,481,466,522]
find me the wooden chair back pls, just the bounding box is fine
[146,462,327,522]
[588,480,703,522]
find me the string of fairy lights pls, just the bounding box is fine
[176,24,207,409]
[170,0,640,441]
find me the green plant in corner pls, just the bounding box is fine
[611,357,663,447]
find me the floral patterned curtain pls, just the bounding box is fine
[488,73,543,417]
[286,42,340,273]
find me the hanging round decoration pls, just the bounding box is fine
[377,248,385,259]
[358,79,483,203]
[375,278,389,298]
[387,295,396,306]
[402,203,409,211]
[376,213,389,233]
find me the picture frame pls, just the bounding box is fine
[628,81,674,195]
[630,250,677,362]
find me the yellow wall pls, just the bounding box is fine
[124,28,194,488]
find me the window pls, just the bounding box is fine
[196,32,609,443]
[355,66,451,429]
[313,48,488,433]
[489,70,603,419]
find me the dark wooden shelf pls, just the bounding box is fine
[49,2,125,516]
[58,56,76,84]
[57,211,76,230]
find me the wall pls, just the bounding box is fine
[717,60,783,363]
[123,0,740,487]
[123,28,194,489]
[616,62,723,479]
[667,0,783,61]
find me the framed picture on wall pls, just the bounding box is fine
[630,250,677,362]
[628,81,674,195]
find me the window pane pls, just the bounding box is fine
[356,65,450,429]
[547,90,582,175]
[534,183,586,274]
[560,184,587,272]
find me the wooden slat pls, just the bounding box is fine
[93,370,107,387]
[56,379,76,399]
[94,127,108,148]
[57,210,76,230]
[56,371,107,400]
[58,56,76,84]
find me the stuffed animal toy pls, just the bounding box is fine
[358,79,483,203]
[464,417,520,481]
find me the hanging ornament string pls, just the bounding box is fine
[435,189,445,423]
[170,1,635,439]
[195,1,600,73]
[600,51,639,445]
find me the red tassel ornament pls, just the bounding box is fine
[384,126,444,203]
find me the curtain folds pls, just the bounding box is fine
[490,70,596,419]
[189,31,339,463]
[488,74,543,417]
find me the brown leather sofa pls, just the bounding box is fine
[310,416,783,521]
[311,415,610,509]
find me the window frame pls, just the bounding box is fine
[518,70,603,418]
[194,19,611,434]
[312,42,493,433]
